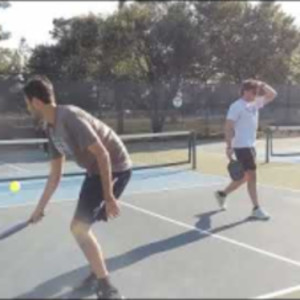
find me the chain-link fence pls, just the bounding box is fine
[0,75,299,139]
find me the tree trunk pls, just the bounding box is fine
[150,81,166,133]
[151,112,164,133]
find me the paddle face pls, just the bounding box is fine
[0,220,30,240]
[227,160,244,181]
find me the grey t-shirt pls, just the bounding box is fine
[47,105,132,174]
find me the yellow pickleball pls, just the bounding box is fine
[9,181,21,193]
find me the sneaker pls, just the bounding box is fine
[214,191,227,210]
[96,280,125,299]
[251,207,270,220]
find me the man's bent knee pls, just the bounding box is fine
[70,219,91,239]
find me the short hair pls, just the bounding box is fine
[240,79,259,96]
[23,75,55,104]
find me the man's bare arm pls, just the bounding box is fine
[30,155,64,222]
[258,81,277,104]
[225,119,235,160]
[88,140,114,201]
[225,119,235,148]
[88,140,120,219]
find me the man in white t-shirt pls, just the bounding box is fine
[215,79,277,220]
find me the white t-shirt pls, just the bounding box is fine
[226,97,266,148]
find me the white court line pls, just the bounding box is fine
[203,171,300,195]
[121,201,300,269]
[3,166,300,195]
[0,201,38,209]
[128,181,224,194]
[3,187,300,273]
[0,181,224,209]
[1,169,300,205]
[255,284,300,299]
[1,169,300,262]
[3,179,300,298]
[0,161,32,173]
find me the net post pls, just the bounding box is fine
[270,129,274,156]
[191,131,197,170]
[188,132,192,163]
[265,127,271,163]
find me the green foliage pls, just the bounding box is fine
[192,1,300,83]
[28,2,300,84]
[29,14,105,80]
[25,1,300,132]
[0,48,18,73]
[0,1,10,41]
[0,2,23,74]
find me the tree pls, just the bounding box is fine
[192,1,300,84]
[17,38,31,72]
[254,2,300,83]
[28,45,62,79]
[118,0,126,11]
[0,2,20,75]
[101,2,198,132]
[26,0,300,133]
[0,48,17,73]
[288,45,300,83]
[29,14,105,80]
[0,1,10,41]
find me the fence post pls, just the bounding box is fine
[191,131,197,170]
[265,127,270,163]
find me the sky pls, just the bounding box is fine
[0,1,119,49]
[0,1,300,50]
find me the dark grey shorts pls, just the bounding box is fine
[234,147,256,171]
[74,169,132,224]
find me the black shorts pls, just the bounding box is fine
[74,169,132,224]
[234,148,256,171]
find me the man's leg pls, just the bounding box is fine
[246,170,259,208]
[215,148,247,210]
[242,148,270,220]
[72,170,131,297]
[215,176,247,210]
[70,219,123,299]
[70,219,108,280]
[223,176,247,195]
[246,169,270,220]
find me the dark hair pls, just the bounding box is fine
[23,75,55,104]
[240,79,259,96]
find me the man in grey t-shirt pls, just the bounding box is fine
[23,75,132,299]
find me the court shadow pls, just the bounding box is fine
[194,209,254,234]
[16,209,252,299]
[15,265,92,299]
[17,230,203,299]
